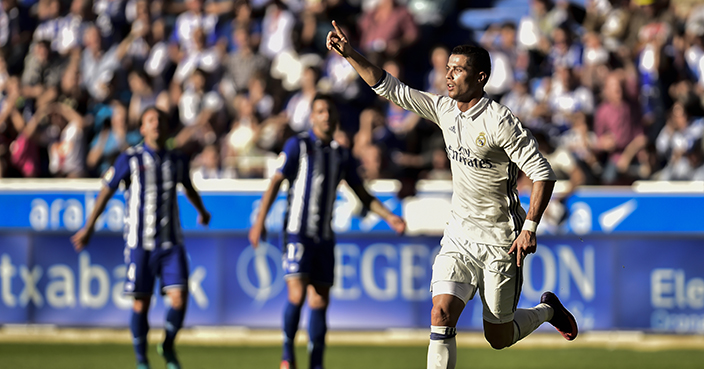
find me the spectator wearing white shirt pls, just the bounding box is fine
[172,27,220,85]
[80,23,145,101]
[259,0,296,60]
[170,0,218,54]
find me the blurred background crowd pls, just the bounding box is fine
[0,0,703,197]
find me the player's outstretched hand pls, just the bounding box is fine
[198,211,211,227]
[71,227,92,252]
[326,20,352,57]
[388,215,407,235]
[508,230,537,267]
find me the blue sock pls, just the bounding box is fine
[163,307,185,351]
[282,302,303,363]
[308,308,327,369]
[130,310,150,364]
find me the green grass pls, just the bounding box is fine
[1,343,703,369]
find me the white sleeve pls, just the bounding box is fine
[496,113,556,182]
[371,72,442,125]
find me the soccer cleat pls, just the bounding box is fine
[280,360,297,369]
[158,343,181,369]
[541,291,578,341]
[136,362,151,369]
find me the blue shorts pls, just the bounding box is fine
[123,245,189,296]
[282,234,335,285]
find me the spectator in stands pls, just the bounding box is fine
[32,0,62,51]
[214,0,262,54]
[246,73,275,121]
[56,0,91,57]
[143,18,171,92]
[81,24,146,102]
[87,101,142,177]
[0,0,33,76]
[172,27,221,86]
[170,0,218,54]
[481,22,520,97]
[221,24,269,100]
[128,70,159,127]
[559,111,601,185]
[357,0,419,64]
[501,77,538,128]
[283,65,321,133]
[191,142,236,180]
[548,25,583,72]
[594,70,647,184]
[583,0,630,52]
[44,102,86,178]
[689,138,704,180]
[175,68,223,152]
[224,93,267,178]
[0,76,24,177]
[21,41,61,106]
[655,101,704,171]
[259,0,296,60]
[580,31,610,90]
[425,45,450,95]
[545,65,594,132]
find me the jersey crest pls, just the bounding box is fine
[475,132,487,147]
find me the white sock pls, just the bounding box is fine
[512,303,554,344]
[427,326,457,369]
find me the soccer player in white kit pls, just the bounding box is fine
[326,21,578,368]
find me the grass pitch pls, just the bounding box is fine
[1,343,703,369]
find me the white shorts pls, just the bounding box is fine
[430,234,521,324]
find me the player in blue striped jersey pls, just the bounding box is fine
[72,107,211,369]
[250,94,406,369]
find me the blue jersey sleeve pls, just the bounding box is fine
[277,137,301,180]
[103,152,131,189]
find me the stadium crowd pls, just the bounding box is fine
[0,0,703,194]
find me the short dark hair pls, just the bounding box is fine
[140,106,169,126]
[451,45,492,79]
[311,93,339,123]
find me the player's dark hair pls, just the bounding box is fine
[451,45,492,79]
[140,106,169,127]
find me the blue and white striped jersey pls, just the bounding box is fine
[278,130,363,242]
[103,144,192,250]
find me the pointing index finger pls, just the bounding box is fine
[332,20,345,39]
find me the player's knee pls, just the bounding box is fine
[288,291,306,306]
[133,297,150,313]
[307,297,329,310]
[484,331,512,350]
[170,297,186,310]
[430,304,452,326]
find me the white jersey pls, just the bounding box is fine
[373,73,556,246]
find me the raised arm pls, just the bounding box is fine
[326,21,384,87]
[249,172,286,248]
[326,20,440,124]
